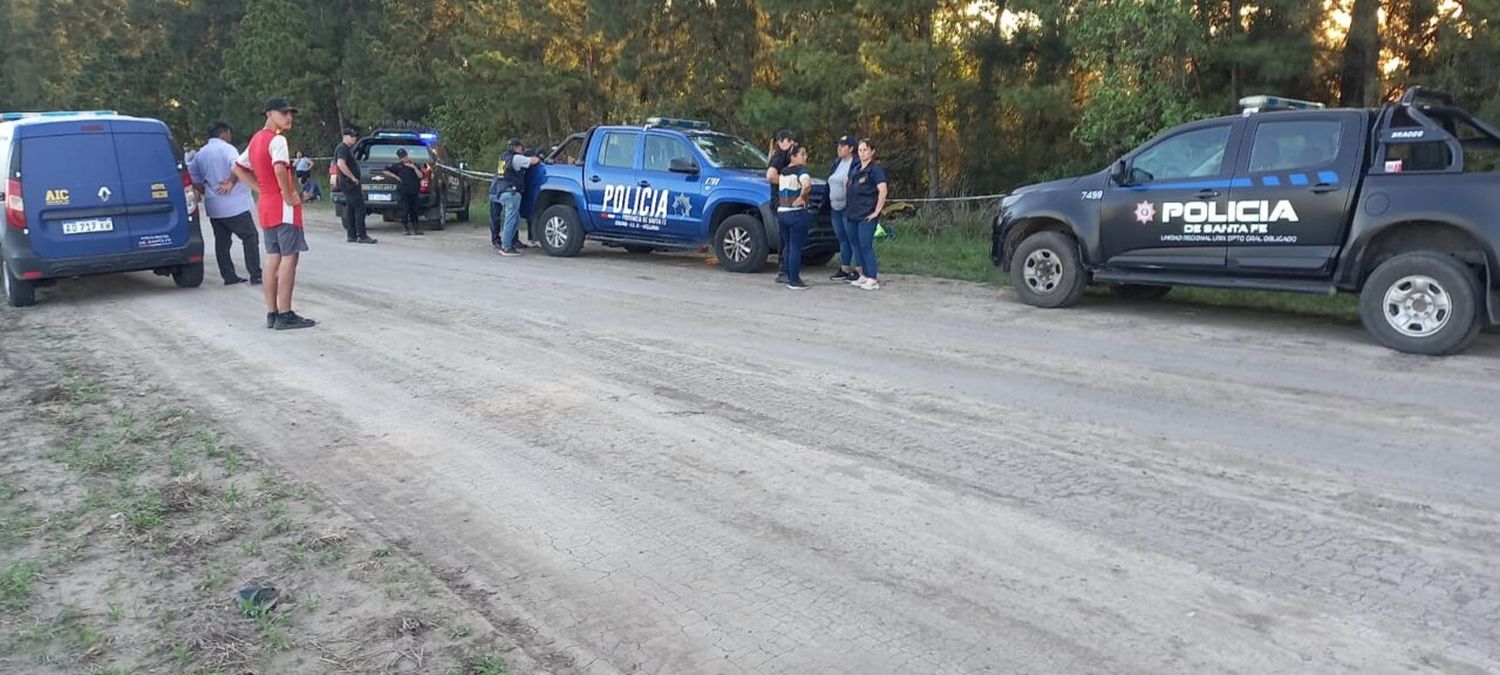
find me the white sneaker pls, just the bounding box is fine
[849,276,869,286]
[860,278,881,290]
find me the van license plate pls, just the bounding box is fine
[61,218,114,235]
[368,193,393,203]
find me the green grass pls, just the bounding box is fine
[871,202,1361,322]
[1,559,41,613]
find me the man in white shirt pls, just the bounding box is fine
[188,121,261,285]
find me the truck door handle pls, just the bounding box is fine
[1195,189,1219,199]
[1309,183,1338,194]
[638,180,651,188]
[589,175,601,183]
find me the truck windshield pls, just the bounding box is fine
[690,134,768,170]
[362,144,434,164]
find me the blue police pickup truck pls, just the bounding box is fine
[993,87,1500,355]
[522,118,837,272]
[1,110,204,307]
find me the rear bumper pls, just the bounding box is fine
[2,222,204,280]
[335,190,439,211]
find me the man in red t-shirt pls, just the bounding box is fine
[232,98,315,330]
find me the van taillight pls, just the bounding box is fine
[4,179,23,229]
[180,169,198,217]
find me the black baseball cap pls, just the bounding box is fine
[396,148,409,158]
[264,97,298,114]
[507,137,524,148]
[836,134,857,148]
[775,128,796,141]
[341,126,359,137]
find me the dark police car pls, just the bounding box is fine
[522,118,837,272]
[993,87,1500,355]
[332,126,471,229]
[1,110,204,307]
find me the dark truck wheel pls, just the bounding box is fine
[1112,284,1172,300]
[539,204,585,257]
[172,262,205,289]
[1359,252,1482,355]
[2,258,37,307]
[457,202,470,222]
[713,214,768,273]
[1009,231,1087,308]
[801,250,836,268]
[429,198,447,230]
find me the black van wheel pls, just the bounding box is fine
[1009,231,1087,308]
[2,258,37,307]
[1359,252,1482,355]
[713,214,769,273]
[1112,284,1172,300]
[538,204,585,257]
[172,262,205,289]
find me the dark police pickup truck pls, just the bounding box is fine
[993,87,1500,355]
[332,127,471,229]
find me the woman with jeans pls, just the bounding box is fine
[827,135,861,281]
[847,139,888,290]
[776,144,814,290]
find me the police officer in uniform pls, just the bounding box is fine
[490,138,541,256]
[334,127,376,244]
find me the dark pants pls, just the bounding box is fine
[777,209,811,284]
[398,192,421,229]
[209,211,261,282]
[489,197,504,248]
[341,189,368,240]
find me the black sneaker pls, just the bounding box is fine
[265,312,276,329]
[346,236,357,243]
[273,312,316,331]
[250,276,263,286]
[514,240,531,249]
[224,277,245,286]
[775,275,789,284]
[830,269,852,281]
[357,236,378,244]
[786,281,810,290]
[497,247,523,257]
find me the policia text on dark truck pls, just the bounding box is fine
[993,87,1500,356]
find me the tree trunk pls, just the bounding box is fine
[1338,0,1381,107]
[921,9,940,197]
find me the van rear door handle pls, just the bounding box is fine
[638,180,651,188]
[1309,183,1338,194]
[1195,189,1219,199]
[589,175,602,183]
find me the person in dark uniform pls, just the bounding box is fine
[334,127,376,244]
[765,128,796,283]
[490,138,541,256]
[382,149,426,236]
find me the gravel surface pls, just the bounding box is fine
[13,211,1499,674]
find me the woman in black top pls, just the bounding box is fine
[846,139,888,290]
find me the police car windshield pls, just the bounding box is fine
[690,134,767,170]
[363,143,433,164]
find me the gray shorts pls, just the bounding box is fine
[263,225,309,256]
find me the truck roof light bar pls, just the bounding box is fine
[645,117,711,130]
[1239,96,1325,115]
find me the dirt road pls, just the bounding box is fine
[14,212,1500,674]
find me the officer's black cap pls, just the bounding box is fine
[396,148,408,158]
[836,135,857,148]
[775,128,796,142]
[507,137,524,148]
[264,97,298,115]
[342,126,360,137]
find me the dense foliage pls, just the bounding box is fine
[2,0,1496,196]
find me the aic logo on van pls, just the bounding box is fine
[98,186,113,203]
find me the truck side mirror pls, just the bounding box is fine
[1111,160,1130,185]
[458,161,469,171]
[669,157,700,174]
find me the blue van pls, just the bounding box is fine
[0,111,204,306]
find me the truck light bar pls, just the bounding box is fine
[1239,96,1325,115]
[0,110,118,121]
[646,117,710,130]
